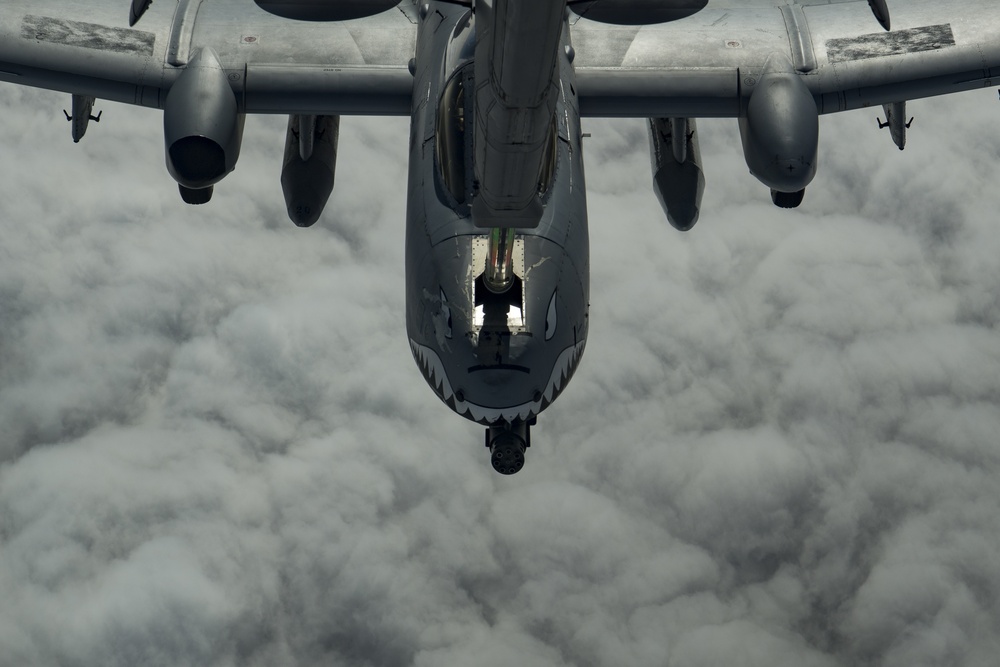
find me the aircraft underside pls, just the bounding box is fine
[4,0,999,471]
[405,2,590,474]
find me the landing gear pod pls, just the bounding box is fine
[163,48,245,198]
[280,114,340,227]
[486,420,532,475]
[648,117,704,231]
[739,54,818,203]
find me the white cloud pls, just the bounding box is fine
[1,72,999,667]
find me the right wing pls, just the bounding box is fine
[571,0,1000,117]
[0,0,418,116]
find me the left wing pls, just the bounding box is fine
[0,0,418,115]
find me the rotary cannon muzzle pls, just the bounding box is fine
[487,421,531,475]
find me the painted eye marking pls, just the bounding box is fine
[545,291,557,341]
[440,288,453,339]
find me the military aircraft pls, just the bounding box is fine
[1,0,998,473]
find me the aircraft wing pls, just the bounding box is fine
[5,0,996,119]
[0,0,418,115]
[572,0,1000,117]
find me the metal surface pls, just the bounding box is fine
[254,0,400,21]
[569,0,707,25]
[162,47,245,190]
[63,94,101,143]
[780,3,817,73]
[738,53,819,194]
[3,1,1000,117]
[129,0,152,27]
[406,4,589,433]
[4,0,1000,469]
[471,0,565,228]
[648,117,704,231]
[878,101,913,150]
[281,114,340,226]
[485,227,516,294]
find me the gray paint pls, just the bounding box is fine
[739,53,819,193]
[280,114,340,227]
[3,0,1000,119]
[2,1,1000,660]
[163,47,244,189]
[405,5,590,428]
[129,0,152,27]
[254,0,401,22]
[64,93,100,143]
[779,3,817,73]
[569,0,708,25]
[648,117,704,231]
[471,0,565,228]
[878,100,912,150]
[2,0,1000,449]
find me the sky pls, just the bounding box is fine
[1,74,999,666]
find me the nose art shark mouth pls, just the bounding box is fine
[409,339,585,424]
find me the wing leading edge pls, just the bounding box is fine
[4,0,999,119]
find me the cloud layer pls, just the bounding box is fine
[1,79,998,667]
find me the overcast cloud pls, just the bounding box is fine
[1,74,998,667]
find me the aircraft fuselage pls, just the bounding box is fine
[405,3,589,457]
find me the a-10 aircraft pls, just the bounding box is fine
[2,0,998,473]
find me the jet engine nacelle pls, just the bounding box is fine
[163,48,245,194]
[738,54,819,195]
[648,117,704,231]
[280,114,340,227]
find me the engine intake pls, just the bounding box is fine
[738,54,818,196]
[163,48,244,194]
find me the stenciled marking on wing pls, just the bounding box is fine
[826,24,955,64]
[21,15,156,56]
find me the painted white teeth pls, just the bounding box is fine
[409,340,585,424]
